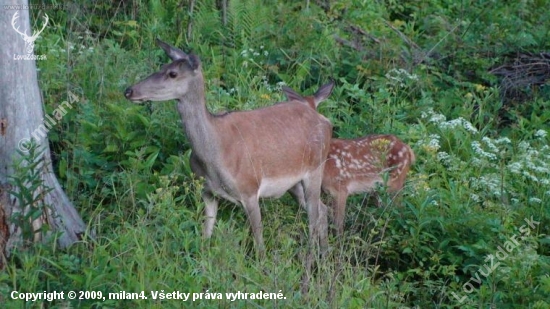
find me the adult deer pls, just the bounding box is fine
[124,39,331,255]
[284,84,415,234]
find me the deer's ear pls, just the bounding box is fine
[157,38,188,61]
[188,54,201,71]
[282,86,307,103]
[313,80,334,107]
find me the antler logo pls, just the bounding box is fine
[11,11,49,54]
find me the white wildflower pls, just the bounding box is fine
[274,81,286,91]
[508,161,522,174]
[495,137,511,145]
[472,141,497,161]
[529,197,542,204]
[534,129,547,138]
[421,109,477,133]
[385,68,418,87]
[437,151,452,166]
[470,175,502,197]
[460,118,479,133]
[482,136,499,154]
[430,113,447,125]
[428,134,441,151]
[521,170,539,183]
[420,109,430,119]
[439,117,478,133]
[471,157,482,167]
[519,141,530,151]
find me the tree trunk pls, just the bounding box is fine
[0,0,86,268]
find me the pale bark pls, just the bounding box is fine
[0,0,86,266]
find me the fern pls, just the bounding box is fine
[225,0,273,48]
[191,0,223,45]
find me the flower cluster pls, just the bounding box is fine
[385,68,418,88]
[416,107,548,204]
[507,142,550,185]
[421,108,478,134]
[237,46,286,93]
[240,46,269,59]
[469,174,503,197]
[416,133,441,154]
[261,75,286,92]
[240,46,269,68]
[471,141,498,161]
[534,129,547,138]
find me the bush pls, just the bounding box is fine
[3,1,548,308]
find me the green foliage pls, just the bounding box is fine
[8,141,52,244]
[3,0,549,308]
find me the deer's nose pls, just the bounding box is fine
[124,87,133,98]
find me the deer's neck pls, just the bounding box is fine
[176,77,220,164]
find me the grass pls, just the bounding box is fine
[2,0,550,308]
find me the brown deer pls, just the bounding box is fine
[124,39,332,255]
[284,84,415,234]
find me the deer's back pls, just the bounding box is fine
[322,134,414,196]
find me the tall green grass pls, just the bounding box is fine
[2,0,549,308]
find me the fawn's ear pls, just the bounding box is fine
[313,80,335,108]
[282,86,308,103]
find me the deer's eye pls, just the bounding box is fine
[168,71,177,78]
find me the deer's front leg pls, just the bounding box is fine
[242,196,265,255]
[202,191,219,238]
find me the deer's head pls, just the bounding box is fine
[124,39,202,103]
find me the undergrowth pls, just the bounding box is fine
[2,0,549,308]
